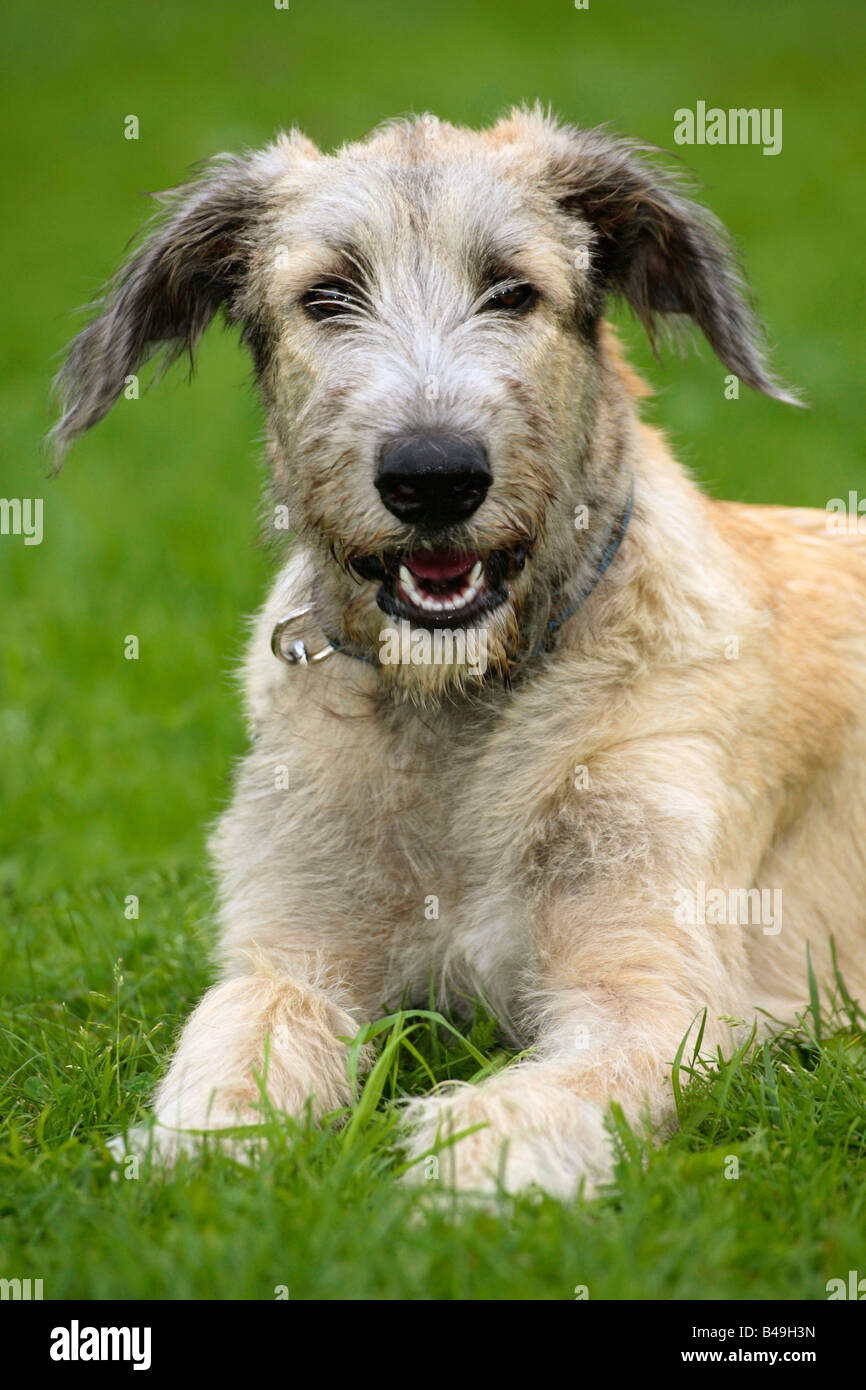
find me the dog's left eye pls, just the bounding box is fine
[481,283,539,316]
[302,281,357,320]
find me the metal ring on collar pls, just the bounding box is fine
[270,605,337,666]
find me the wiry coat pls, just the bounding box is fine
[53,108,866,1196]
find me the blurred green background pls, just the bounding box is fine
[2,0,864,896]
[2,0,865,1306]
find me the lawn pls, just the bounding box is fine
[1,0,864,1300]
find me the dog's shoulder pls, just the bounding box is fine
[710,499,866,602]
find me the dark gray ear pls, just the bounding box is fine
[49,152,273,465]
[552,126,800,404]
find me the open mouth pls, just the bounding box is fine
[352,547,525,628]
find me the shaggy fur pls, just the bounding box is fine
[53,108,866,1197]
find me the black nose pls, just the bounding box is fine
[376,433,491,527]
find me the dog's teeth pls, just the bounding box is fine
[396,559,490,617]
[442,579,481,612]
[397,567,427,608]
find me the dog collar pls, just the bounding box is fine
[530,481,634,657]
[270,604,342,666]
[270,483,634,671]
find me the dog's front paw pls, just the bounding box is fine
[105,1115,260,1170]
[401,1072,614,1200]
[105,1122,185,1173]
[106,972,370,1170]
[106,1123,182,1169]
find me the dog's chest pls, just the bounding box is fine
[276,676,571,1014]
[355,701,539,1012]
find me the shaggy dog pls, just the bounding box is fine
[53,108,866,1197]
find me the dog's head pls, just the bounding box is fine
[52,107,796,700]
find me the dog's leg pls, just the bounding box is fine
[118,960,371,1163]
[401,893,749,1200]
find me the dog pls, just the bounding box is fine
[52,107,866,1198]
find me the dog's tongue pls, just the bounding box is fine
[404,549,477,581]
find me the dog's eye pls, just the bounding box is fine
[481,283,539,316]
[302,281,357,320]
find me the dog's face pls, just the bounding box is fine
[255,116,603,684]
[52,107,794,699]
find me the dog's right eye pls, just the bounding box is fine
[301,281,357,320]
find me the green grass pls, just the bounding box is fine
[1,0,865,1299]
[2,874,865,1299]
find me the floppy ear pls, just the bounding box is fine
[49,150,277,465]
[550,124,800,404]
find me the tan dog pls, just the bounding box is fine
[54,108,866,1196]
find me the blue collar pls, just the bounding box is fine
[531,481,634,657]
